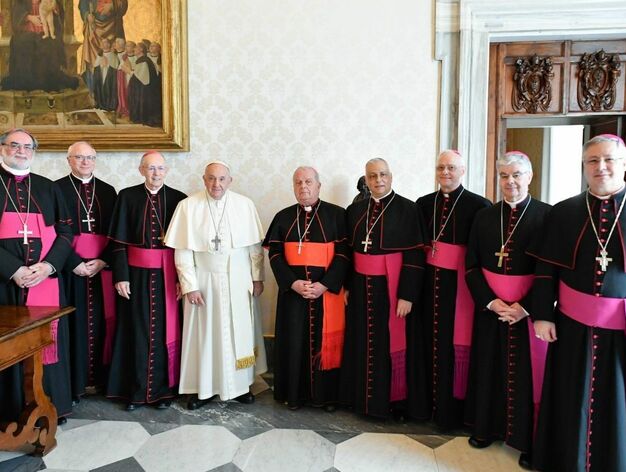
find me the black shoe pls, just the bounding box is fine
[187,395,213,410]
[57,416,67,426]
[234,392,255,404]
[468,436,492,449]
[156,400,171,409]
[518,452,532,470]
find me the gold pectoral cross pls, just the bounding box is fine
[495,246,509,268]
[596,249,612,272]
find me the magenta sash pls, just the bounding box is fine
[127,246,180,387]
[426,241,474,399]
[559,281,626,331]
[353,251,406,402]
[482,269,547,406]
[73,233,117,364]
[0,212,60,364]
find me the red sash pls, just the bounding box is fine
[559,281,626,332]
[426,241,474,399]
[482,269,548,409]
[127,246,180,387]
[0,212,60,364]
[284,242,345,370]
[353,251,406,402]
[73,233,117,364]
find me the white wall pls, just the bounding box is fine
[31,0,439,332]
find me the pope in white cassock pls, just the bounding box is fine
[164,161,267,410]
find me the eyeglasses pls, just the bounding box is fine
[583,157,623,166]
[436,165,459,172]
[143,166,167,172]
[2,141,35,152]
[71,155,96,162]
[499,171,528,180]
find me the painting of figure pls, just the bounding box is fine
[0,0,186,150]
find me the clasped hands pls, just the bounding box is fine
[291,279,327,299]
[12,262,53,288]
[73,259,107,277]
[489,299,528,324]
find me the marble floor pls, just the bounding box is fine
[0,377,523,472]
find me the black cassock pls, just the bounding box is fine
[407,185,491,429]
[464,196,551,453]
[129,56,162,127]
[263,200,350,407]
[0,168,74,421]
[106,183,186,405]
[529,190,626,472]
[56,174,117,398]
[340,191,424,418]
[93,64,118,112]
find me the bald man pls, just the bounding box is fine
[106,151,186,410]
[164,161,266,410]
[56,141,117,403]
[407,150,490,430]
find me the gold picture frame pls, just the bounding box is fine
[0,0,188,151]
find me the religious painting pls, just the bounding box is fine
[0,0,188,150]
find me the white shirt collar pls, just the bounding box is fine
[145,184,163,195]
[1,162,30,176]
[71,172,93,184]
[504,194,528,208]
[372,190,393,203]
[589,183,625,201]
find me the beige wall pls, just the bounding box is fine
[31,0,439,333]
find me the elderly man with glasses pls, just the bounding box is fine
[530,134,626,471]
[463,151,551,470]
[105,150,186,411]
[55,142,118,404]
[0,128,75,425]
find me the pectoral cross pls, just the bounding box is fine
[18,223,32,245]
[495,246,509,268]
[297,241,303,254]
[211,235,221,251]
[361,235,372,253]
[82,213,95,232]
[431,242,437,258]
[596,249,612,272]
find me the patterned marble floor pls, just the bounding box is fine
[0,377,523,472]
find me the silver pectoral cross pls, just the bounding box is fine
[298,241,302,254]
[82,213,95,232]
[212,235,221,251]
[596,249,612,272]
[495,246,509,268]
[18,223,33,245]
[361,235,372,253]
[431,242,437,258]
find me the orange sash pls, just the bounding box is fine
[284,242,345,370]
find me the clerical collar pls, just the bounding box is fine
[589,183,626,201]
[145,184,163,195]
[299,199,319,212]
[71,172,93,184]
[440,184,463,199]
[1,162,30,176]
[372,190,393,203]
[504,194,529,208]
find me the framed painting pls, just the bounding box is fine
[0,0,188,151]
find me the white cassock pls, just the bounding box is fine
[164,189,267,400]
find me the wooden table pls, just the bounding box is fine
[0,305,74,456]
